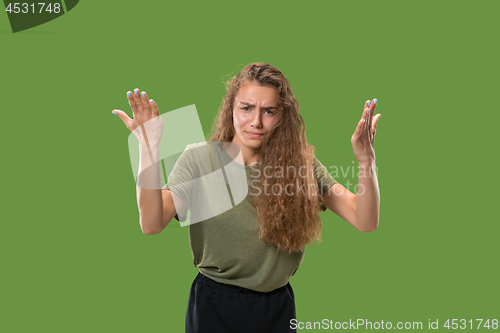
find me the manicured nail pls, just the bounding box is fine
[112,111,117,115]
[141,92,145,98]
[366,109,369,114]
[134,89,139,94]
[367,101,371,107]
[149,100,154,105]
[373,99,377,104]
[127,92,131,97]
[362,120,365,124]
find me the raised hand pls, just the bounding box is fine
[351,99,381,164]
[112,88,163,148]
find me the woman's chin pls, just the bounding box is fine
[244,140,262,149]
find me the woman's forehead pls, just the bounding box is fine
[235,83,278,105]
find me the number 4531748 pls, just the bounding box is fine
[444,319,498,330]
[5,3,62,14]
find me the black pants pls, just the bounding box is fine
[185,272,297,333]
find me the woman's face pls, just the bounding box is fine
[232,81,279,150]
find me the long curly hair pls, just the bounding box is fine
[207,62,323,254]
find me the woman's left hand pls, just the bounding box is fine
[351,99,381,164]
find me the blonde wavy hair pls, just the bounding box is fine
[207,62,323,253]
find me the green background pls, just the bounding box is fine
[1,0,499,332]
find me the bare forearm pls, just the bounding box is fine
[355,159,380,232]
[137,143,163,234]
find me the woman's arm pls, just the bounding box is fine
[321,159,379,232]
[136,143,165,235]
[113,88,178,234]
[136,143,181,235]
[354,159,379,231]
[321,98,381,232]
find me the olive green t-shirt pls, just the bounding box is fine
[162,141,337,293]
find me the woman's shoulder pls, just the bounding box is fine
[184,140,226,151]
[185,140,209,150]
[177,141,216,170]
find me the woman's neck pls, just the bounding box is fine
[229,135,260,166]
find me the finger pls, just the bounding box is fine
[368,98,377,132]
[150,99,160,117]
[372,114,381,138]
[141,91,152,115]
[126,91,139,117]
[353,118,364,139]
[133,88,144,114]
[364,99,371,134]
[112,109,134,131]
[364,99,370,110]
[361,105,369,120]
[361,107,369,134]
[366,99,373,134]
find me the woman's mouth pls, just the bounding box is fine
[246,131,263,138]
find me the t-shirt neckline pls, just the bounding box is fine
[216,142,260,170]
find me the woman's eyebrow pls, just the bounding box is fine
[239,102,277,110]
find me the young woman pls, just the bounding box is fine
[112,63,381,333]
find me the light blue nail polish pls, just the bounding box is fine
[367,109,369,114]
[374,99,377,104]
[368,101,371,107]
[127,92,131,97]
[141,92,145,98]
[112,111,117,115]
[362,120,365,124]
[134,89,139,94]
[150,100,153,105]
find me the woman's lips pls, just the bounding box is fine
[246,131,263,138]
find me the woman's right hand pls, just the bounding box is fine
[112,88,163,147]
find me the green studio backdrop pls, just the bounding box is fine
[1,0,499,332]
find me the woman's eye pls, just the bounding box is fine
[264,110,274,115]
[242,107,250,111]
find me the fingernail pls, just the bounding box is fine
[127,92,132,97]
[141,92,145,98]
[112,111,117,115]
[367,101,371,107]
[150,100,154,105]
[366,109,369,114]
[362,120,365,124]
[374,99,377,104]
[134,89,139,95]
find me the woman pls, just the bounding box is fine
[112,63,381,332]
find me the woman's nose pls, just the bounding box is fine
[251,109,263,127]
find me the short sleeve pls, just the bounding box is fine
[162,146,193,222]
[162,183,189,222]
[313,157,338,212]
